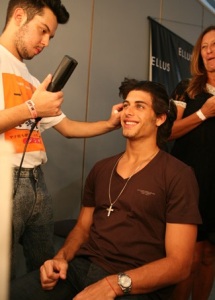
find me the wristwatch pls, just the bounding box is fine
[118,272,132,294]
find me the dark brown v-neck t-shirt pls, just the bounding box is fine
[77,150,201,274]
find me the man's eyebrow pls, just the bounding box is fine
[40,22,55,39]
[123,100,149,105]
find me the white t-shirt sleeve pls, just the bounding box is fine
[39,113,66,132]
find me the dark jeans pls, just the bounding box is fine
[10,257,163,300]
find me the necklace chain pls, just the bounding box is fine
[107,150,158,217]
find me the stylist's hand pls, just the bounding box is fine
[32,74,64,118]
[107,103,123,130]
[201,95,215,118]
[40,258,68,290]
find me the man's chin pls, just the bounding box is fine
[122,132,135,139]
[22,55,35,61]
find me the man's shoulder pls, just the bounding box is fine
[159,150,193,173]
[158,151,198,194]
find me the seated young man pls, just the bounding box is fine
[10,78,202,300]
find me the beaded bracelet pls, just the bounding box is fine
[25,100,37,119]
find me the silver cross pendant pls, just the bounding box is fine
[106,204,114,217]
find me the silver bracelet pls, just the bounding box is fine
[196,109,206,121]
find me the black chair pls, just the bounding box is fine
[54,219,77,238]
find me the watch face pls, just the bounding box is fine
[120,275,131,287]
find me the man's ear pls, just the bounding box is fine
[13,8,27,26]
[156,114,167,127]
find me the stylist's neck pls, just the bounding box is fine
[0,35,23,61]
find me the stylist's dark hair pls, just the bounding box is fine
[4,0,69,29]
[119,78,177,149]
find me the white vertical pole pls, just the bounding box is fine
[0,141,13,300]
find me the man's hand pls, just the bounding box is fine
[40,258,68,290]
[31,74,64,118]
[107,103,123,130]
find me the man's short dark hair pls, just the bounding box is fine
[4,0,69,29]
